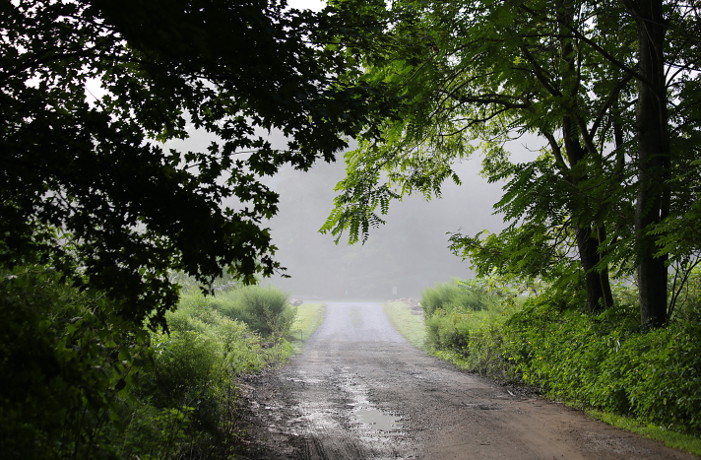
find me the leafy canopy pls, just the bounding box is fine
[322,0,701,318]
[0,0,378,326]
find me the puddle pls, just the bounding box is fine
[356,407,401,431]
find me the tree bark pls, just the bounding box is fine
[562,119,614,313]
[556,0,614,313]
[575,226,614,312]
[631,0,669,327]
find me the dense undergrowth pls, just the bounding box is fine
[419,277,701,439]
[0,265,312,459]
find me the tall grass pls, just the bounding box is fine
[383,301,427,350]
[289,303,326,352]
[420,279,511,352]
[208,285,295,339]
[420,279,496,317]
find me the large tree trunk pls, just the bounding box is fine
[632,0,669,327]
[562,123,615,313]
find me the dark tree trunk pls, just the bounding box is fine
[562,111,614,313]
[556,0,614,313]
[563,130,614,313]
[575,227,613,312]
[632,0,669,327]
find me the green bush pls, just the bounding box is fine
[212,285,295,338]
[421,279,493,317]
[433,292,701,435]
[116,404,195,459]
[119,288,296,458]
[421,279,505,351]
[0,267,297,459]
[144,331,224,407]
[0,265,150,459]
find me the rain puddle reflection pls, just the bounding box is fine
[356,406,401,431]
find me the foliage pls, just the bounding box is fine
[499,302,701,434]
[419,279,509,353]
[0,267,298,459]
[420,279,497,317]
[323,0,701,323]
[167,290,295,373]
[208,285,295,339]
[423,278,701,436]
[0,0,380,327]
[115,288,296,458]
[0,265,150,459]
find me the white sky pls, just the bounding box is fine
[288,0,326,11]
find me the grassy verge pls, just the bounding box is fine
[587,409,701,456]
[289,303,326,352]
[383,301,427,350]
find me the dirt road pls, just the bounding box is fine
[239,301,696,459]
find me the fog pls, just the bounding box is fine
[155,0,520,300]
[263,152,505,300]
[167,118,527,300]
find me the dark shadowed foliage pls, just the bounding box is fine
[0,0,385,327]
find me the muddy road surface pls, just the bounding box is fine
[240,301,696,459]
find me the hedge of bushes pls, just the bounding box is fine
[421,278,701,435]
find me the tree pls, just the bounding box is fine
[322,0,701,323]
[0,0,375,327]
[323,0,630,312]
[626,0,671,327]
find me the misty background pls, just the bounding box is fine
[263,152,506,300]
[159,0,516,300]
[164,0,520,300]
[256,0,507,300]
[170,126,519,300]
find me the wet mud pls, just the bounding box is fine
[239,302,697,459]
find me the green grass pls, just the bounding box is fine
[587,409,701,456]
[383,301,427,350]
[289,303,326,352]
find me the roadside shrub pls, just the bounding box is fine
[424,276,701,435]
[167,290,221,333]
[116,404,194,459]
[144,331,225,407]
[122,288,296,458]
[212,285,295,338]
[0,267,298,459]
[0,265,149,459]
[447,295,701,434]
[421,279,493,317]
[618,319,701,432]
[426,310,471,351]
[421,280,504,352]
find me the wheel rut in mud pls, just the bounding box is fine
[240,301,696,459]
